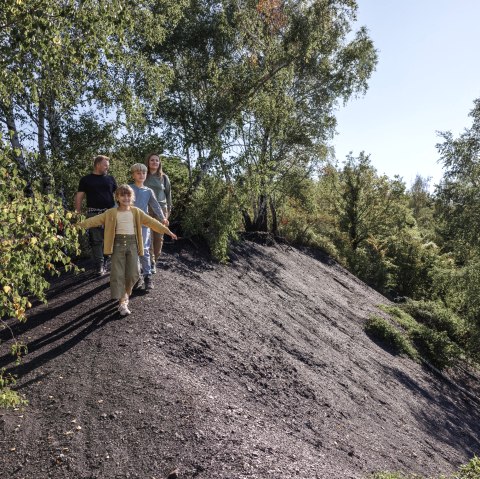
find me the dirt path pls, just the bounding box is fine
[1,239,479,478]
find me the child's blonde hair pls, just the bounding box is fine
[115,184,135,202]
[131,163,147,173]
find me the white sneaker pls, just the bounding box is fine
[118,302,131,316]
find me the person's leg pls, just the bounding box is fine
[141,227,155,291]
[124,239,140,301]
[150,229,161,266]
[110,240,127,302]
[150,207,168,266]
[139,226,151,277]
[87,212,105,274]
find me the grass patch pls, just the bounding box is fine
[368,455,480,479]
[364,316,418,359]
[374,303,466,370]
[400,300,467,346]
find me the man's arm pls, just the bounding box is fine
[74,191,85,213]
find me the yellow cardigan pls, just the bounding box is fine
[78,206,171,256]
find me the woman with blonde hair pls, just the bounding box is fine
[144,152,172,273]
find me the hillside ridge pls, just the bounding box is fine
[1,239,479,478]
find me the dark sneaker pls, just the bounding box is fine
[151,263,157,274]
[144,276,154,291]
[96,265,106,276]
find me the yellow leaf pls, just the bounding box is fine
[3,285,11,294]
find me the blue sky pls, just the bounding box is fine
[333,0,480,188]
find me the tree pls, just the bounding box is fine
[151,0,377,194]
[435,98,480,262]
[408,174,434,233]
[0,0,184,196]
[434,98,480,346]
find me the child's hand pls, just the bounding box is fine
[170,233,177,241]
[162,219,170,226]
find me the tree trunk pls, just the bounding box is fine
[253,193,268,232]
[0,100,33,195]
[269,195,278,235]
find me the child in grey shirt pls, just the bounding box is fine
[129,163,168,291]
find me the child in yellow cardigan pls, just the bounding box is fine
[78,184,177,315]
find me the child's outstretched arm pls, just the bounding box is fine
[77,212,107,229]
[140,211,177,240]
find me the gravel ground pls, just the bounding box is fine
[1,238,479,479]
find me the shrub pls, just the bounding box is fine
[0,369,28,409]
[378,304,465,370]
[370,474,423,479]
[278,213,339,259]
[181,176,241,262]
[0,146,81,322]
[400,300,467,346]
[364,316,418,359]
[369,455,480,479]
[379,305,419,331]
[410,326,463,370]
[455,455,480,479]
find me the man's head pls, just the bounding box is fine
[93,155,110,175]
[131,163,147,186]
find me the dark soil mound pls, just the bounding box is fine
[1,239,479,479]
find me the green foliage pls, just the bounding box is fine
[0,369,28,409]
[275,186,339,257]
[454,456,480,479]
[410,326,463,370]
[385,233,440,299]
[369,456,480,479]
[0,142,81,322]
[347,241,393,293]
[435,99,480,261]
[181,176,240,262]
[369,473,423,479]
[364,316,418,359]
[400,301,467,346]
[318,154,435,296]
[378,305,419,330]
[377,303,467,370]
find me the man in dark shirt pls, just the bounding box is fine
[75,155,117,275]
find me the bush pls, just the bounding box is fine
[400,300,467,346]
[181,176,241,262]
[278,212,339,259]
[370,474,423,479]
[364,316,418,359]
[0,146,81,322]
[348,243,393,295]
[378,304,465,370]
[369,455,480,479]
[455,455,480,479]
[1,142,81,408]
[0,369,28,409]
[410,326,463,370]
[379,305,419,330]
